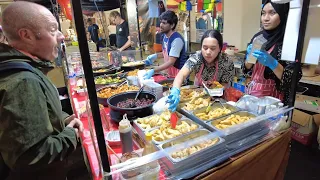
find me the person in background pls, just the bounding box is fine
[167,30,234,112]
[108,23,117,47]
[0,2,83,179]
[87,18,100,52]
[0,26,7,44]
[197,12,207,29]
[109,11,132,51]
[244,0,302,105]
[144,10,187,79]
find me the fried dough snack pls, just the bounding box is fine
[97,85,139,99]
[150,121,198,142]
[195,108,232,121]
[180,89,206,102]
[214,115,251,129]
[171,138,220,159]
[136,111,171,130]
[127,69,139,76]
[183,97,211,111]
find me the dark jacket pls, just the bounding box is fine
[0,44,77,179]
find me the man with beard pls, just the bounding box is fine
[0,2,83,179]
[143,10,187,79]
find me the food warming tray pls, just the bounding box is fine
[158,129,226,173]
[182,103,239,131]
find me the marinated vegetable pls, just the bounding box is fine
[116,98,154,108]
[95,76,124,85]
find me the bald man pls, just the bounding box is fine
[0,2,83,180]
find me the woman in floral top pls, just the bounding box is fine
[167,30,234,111]
[173,30,234,88]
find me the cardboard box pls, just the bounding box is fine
[295,94,320,114]
[291,109,320,145]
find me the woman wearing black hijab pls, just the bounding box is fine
[244,0,302,105]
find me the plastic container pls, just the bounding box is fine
[106,131,121,147]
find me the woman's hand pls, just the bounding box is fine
[252,50,278,70]
[167,87,180,112]
[143,69,155,79]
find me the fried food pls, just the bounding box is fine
[183,97,211,111]
[214,115,251,129]
[162,83,173,88]
[208,81,223,89]
[97,85,139,99]
[136,111,171,130]
[180,89,206,102]
[195,108,232,121]
[150,120,198,142]
[122,61,144,67]
[127,69,139,76]
[171,138,220,159]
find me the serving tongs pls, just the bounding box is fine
[206,98,226,113]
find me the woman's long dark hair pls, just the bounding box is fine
[200,30,223,62]
[200,30,223,51]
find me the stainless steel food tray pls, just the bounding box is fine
[158,129,226,172]
[184,103,239,131]
[133,112,185,142]
[146,118,202,145]
[206,111,258,136]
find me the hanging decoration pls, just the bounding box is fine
[198,0,215,12]
[58,0,73,20]
[178,0,192,11]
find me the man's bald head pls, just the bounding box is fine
[1,1,53,41]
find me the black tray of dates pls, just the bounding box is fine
[107,91,157,122]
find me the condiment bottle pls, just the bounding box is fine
[142,132,159,169]
[119,114,133,154]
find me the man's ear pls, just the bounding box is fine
[17,28,36,43]
[171,24,175,30]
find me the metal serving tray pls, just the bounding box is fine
[158,129,226,172]
[206,111,258,135]
[186,103,239,131]
[146,118,202,145]
[133,112,184,142]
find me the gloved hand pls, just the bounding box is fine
[252,50,278,70]
[144,54,158,66]
[245,44,252,60]
[143,69,155,79]
[167,87,180,112]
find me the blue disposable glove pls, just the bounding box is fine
[143,69,155,79]
[144,54,158,66]
[167,87,180,112]
[252,50,279,70]
[245,44,252,60]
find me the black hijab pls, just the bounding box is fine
[261,0,290,51]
